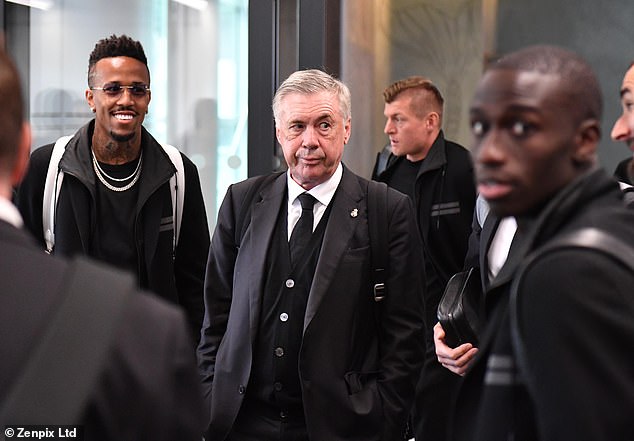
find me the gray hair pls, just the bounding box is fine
[272,69,351,124]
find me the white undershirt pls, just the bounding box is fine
[487,216,517,281]
[0,197,23,228]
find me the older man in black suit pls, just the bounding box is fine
[0,47,204,439]
[197,69,426,441]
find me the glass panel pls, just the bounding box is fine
[25,0,248,230]
[214,0,249,221]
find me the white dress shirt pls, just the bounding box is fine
[487,216,517,281]
[286,163,343,240]
[0,197,23,228]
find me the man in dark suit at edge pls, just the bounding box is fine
[197,69,426,441]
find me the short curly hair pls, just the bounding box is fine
[87,34,149,86]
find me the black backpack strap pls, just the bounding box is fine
[549,228,634,268]
[367,180,389,302]
[512,227,634,302]
[510,227,634,401]
[0,257,135,424]
[620,182,634,207]
[372,144,393,179]
[234,172,284,247]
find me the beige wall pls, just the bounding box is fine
[341,0,392,178]
[341,0,486,178]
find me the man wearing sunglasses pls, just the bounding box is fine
[15,34,210,349]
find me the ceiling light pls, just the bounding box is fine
[5,0,53,10]
[171,0,208,11]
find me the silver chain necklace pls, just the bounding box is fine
[91,150,143,192]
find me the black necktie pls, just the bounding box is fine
[289,193,316,265]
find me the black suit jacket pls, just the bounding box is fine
[0,220,205,440]
[466,212,504,291]
[453,170,634,441]
[198,166,426,441]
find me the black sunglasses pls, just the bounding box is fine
[90,83,150,97]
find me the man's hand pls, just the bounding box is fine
[434,322,478,376]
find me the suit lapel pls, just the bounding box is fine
[245,174,287,338]
[473,249,523,365]
[484,220,532,317]
[304,169,365,333]
[480,215,499,290]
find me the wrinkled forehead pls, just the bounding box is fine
[279,91,343,119]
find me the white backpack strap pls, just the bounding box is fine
[160,144,185,250]
[43,135,73,253]
[618,181,633,191]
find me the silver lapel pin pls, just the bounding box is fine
[350,208,358,218]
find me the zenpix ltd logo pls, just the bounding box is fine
[4,426,82,440]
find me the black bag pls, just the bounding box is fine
[436,267,482,347]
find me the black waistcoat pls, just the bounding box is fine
[249,199,331,412]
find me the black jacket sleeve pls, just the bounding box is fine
[174,153,210,345]
[14,144,55,249]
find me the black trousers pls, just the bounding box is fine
[226,399,309,441]
[411,340,462,441]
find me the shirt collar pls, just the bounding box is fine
[0,197,23,228]
[287,163,343,207]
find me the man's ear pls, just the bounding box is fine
[275,126,283,145]
[572,118,600,165]
[426,112,440,130]
[85,88,95,112]
[11,121,31,187]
